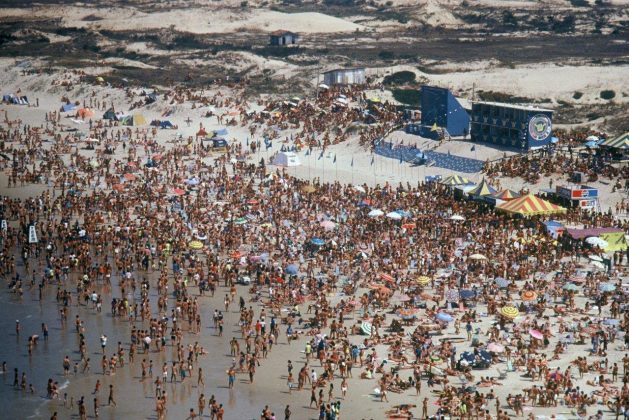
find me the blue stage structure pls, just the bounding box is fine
[470,102,553,150]
[406,86,470,140]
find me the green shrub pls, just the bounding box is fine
[572,91,583,100]
[383,70,416,86]
[378,50,394,60]
[600,90,616,100]
[392,89,421,106]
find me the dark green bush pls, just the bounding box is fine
[600,90,616,100]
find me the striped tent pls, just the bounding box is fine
[492,189,520,201]
[600,132,629,150]
[496,194,566,216]
[468,178,497,197]
[440,175,471,186]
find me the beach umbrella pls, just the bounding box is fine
[446,289,459,302]
[368,209,384,217]
[361,322,372,335]
[188,240,203,250]
[301,185,316,193]
[436,312,453,322]
[599,283,616,292]
[353,185,366,193]
[416,276,431,286]
[186,178,200,186]
[112,184,125,192]
[500,305,519,319]
[603,318,620,326]
[487,343,504,353]
[562,283,579,291]
[395,209,412,218]
[398,308,417,320]
[310,238,325,246]
[588,255,604,262]
[450,215,465,221]
[529,329,544,340]
[285,264,299,275]
[320,220,336,230]
[379,273,395,283]
[173,188,185,196]
[143,336,151,345]
[460,289,476,300]
[396,294,412,302]
[494,277,509,288]
[521,291,538,301]
[469,253,487,260]
[386,211,402,220]
[123,173,136,181]
[585,236,608,248]
[234,217,247,225]
[402,223,416,230]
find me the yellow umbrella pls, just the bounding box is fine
[302,185,316,193]
[189,240,203,250]
[417,276,431,286]
[500,305,519,319]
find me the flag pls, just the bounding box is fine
[370,155,375,165]
[333,154,337,163]
[470,145,475,152]
[431,123,438,132]
[318,150,324,160]
[246,137,249,146]
[399,154,403,164]
[351,157,354,167]
[305,149,309,156]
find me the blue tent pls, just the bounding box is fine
[62,103,77,112]
[160,120,174,129]
[285,264,298,275]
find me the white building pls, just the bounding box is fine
[322,68,366,86]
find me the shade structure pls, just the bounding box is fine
[521,291,538,301]
[467,178,497,197]
[599,132,629,150]
[416,276,431,286]
[496,194,566,216]
[386,211,402,220]
[487,343,504,353]
[562,283,579,291]
[599,283,616,292]
[320,220,336,230]
[529,329,544,340]
[439,175,471,186]
[188,240,203,250]
[436,312,453,322]
[450,214,465,221]
[500,305,519,319]
[285,264,299,275]
[492,189,520,201]
[495,277,509,288]
[302,185,316,193]
[469,253,487,260]
[368,209,384,217]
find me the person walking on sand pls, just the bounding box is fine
[107,384,116,407]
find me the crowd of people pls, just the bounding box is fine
[0,72,628,420]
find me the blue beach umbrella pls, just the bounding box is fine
[310,238,325,246]
[495,277,509,288]
[436,312,453,323]
[285,264,299,275]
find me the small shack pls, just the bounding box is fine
[269,30,299,46]
[323,68,366,86]
[272,151,301,167]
